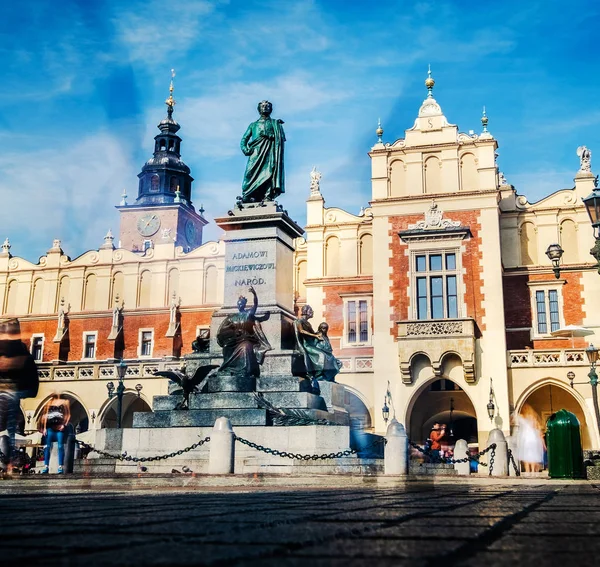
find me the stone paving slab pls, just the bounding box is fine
[0,480,598,566]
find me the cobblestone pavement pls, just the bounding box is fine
[1,481,599,566]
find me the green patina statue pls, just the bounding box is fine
[240,100,285,203]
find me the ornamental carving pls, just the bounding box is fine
[406,321,464,336]
[408,201,461,231]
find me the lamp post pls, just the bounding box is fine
[583,187,600,273]
[382,380,394,425]
[448,397,455,438]
[586,344,600,440]
[107,359,127,429]
[545,243,564,279]
[487,377,495,422]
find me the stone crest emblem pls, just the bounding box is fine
[409,201,461,230]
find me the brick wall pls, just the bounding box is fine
[388,210,485,336]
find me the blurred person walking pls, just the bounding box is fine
[0,318,38,474]
[516,404,546,474]
[39,393,70,474]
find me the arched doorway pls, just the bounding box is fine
[518,382,593,450]
[408,378,478,447]
[34,394,89,433]
[101,393,151,429]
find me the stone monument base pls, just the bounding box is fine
[83,425,382,475]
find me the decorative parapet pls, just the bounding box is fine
[508,349,587,367]
[37,360,183,382]
[397,318,477,384]
[337,356,374,373]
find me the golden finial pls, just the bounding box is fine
[425,64,435,97]
[376,118,384,143]
[165,68,176,113]
[481,106,489,132]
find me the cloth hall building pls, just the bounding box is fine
[2,74,599,452]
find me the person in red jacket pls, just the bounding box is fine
[430,423,446,459]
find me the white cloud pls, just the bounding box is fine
[0,133,136,261]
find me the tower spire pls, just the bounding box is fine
[166,69,176,120]
[425,64,435,98]
[481,106,489,133]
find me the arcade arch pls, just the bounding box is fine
[515,379,595,450]
[100,392,151,429]
[34,392,90,433]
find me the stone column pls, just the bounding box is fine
[208,417,235,474]
[453,439,470,475]
[487,428,508,476]
[384,418,408,475]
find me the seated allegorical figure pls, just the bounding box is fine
[292,305,342,383]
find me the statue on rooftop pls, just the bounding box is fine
[577,146,592,172]
[240,101,285,203]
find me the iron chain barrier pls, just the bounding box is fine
[507,447,521,476]
[76,436,211,463]
[408,440,497,476]
[234,434,386,461]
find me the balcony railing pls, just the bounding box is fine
[398,318,475,338]
[508,349,587,367]
[36,360,182,381]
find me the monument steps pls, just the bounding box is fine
[409,462,458,476]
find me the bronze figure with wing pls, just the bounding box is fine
[154,364,218,410]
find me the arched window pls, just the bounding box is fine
[460,153,478,191]
[359,234,373,275]
[204,265,218,304]
[519,222,538,266]
[325,236,340,276]
[424,156,441,194]
[296,260,307,299]
[150,175,160,192]
[390,160,406,197]
[30,278,45,313]
[168,139,175,151]
[167,268,179,305]
[169,176,178,192]
[159,139,166,151]
[560,219,579,264]
[111,272,124,307]
[4,280,18,315]
[57,276,70,311]
[83,274,97,310]
[138,271,152,308]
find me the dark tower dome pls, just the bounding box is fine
[135,71,194,206]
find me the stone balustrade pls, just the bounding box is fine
[508,349,588,367]
[36,360,182,381]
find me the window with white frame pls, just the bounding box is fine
[83,333,97,359]
[413,251,459,319]
[139,330,154,357]
[342,296,372,347]
[31,335,44,362]
[530,285,563,336]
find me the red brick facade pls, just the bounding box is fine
[388,210,485,336]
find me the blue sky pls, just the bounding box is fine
[1,0,599,262]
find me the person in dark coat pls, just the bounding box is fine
[0,318,39,473]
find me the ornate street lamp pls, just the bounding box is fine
[584,344,600,440]
[448,397,455,438]
[583,188,600,273]
[107,359,128,429]
[382,399,390,424]
[487,377,495,422]
[545,243,564,279]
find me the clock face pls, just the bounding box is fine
[185,220,196,245]
[137,213,161,237]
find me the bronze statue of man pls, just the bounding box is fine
[240,100,285,203]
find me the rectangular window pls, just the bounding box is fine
[84,334,96,359]
[359,300,368,342]
[548,290,560,332]
[140,331,153,357]
[347,301,356,343]
[31,336,43,362]
[536,290,547,334]
[344,297,372,346]
[412,251,459,320]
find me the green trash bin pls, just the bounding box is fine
[546,409,584,479]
